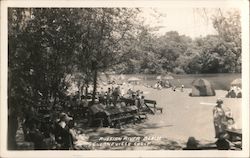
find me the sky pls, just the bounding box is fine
[140,8,224,38]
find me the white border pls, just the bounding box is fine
[1,0,249,157]
[0,0,247,8]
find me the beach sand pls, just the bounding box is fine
[80,85,241,150]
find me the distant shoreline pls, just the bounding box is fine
[99,73,241,90]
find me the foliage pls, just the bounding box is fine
[8,9,82,112]
[115,10,241,74]
[7,8,242,148]
[8,8,242,110]
[8,8,142,112]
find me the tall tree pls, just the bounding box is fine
[212,10,241,72]
[73,8,141,104]
[8,8,82,148]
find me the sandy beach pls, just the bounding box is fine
[78,85,241,150]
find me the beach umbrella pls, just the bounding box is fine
[163,75,174,80]
[191,78,216,96]
[127,77,141,82]
[231,78,241,87]
[118,74,125,80]
[127,77,141,87]
[156,75,162,80]
[98,75,108,82]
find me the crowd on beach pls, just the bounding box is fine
[15,79,241,150]
[18,82,149,150]
[226,86,242,98]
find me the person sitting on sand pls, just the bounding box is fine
[228,89,236,98]
[183,137,200,150]
[158,84,162,90]
[215,132,230,150]
[172,86,176,91]
[237,91,242,98]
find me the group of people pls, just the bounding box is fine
[98,86,122,107]
[185,98,239,150]
[97,85,146,109]
[21,85,147,149]
[226,86,242,98]
[154,80,172,89]
[213,98,236,138]
[54,112,90,150]
[212,98,240,150]
[153,80,185,92]
[126,89,146,108]
[22,107,90,150]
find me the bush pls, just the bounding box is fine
[173,67,186,74]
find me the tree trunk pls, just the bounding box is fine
[8,111,18,150]
[85,83,88,97]
[91,62,98,105]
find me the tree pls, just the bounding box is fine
[154,31,192,73]
[8,8,33,149]
[212,10,241,72]
[192,9,241,73]
[72,8,142,104]
[8,8,83,148]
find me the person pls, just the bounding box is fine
[54,113,74,150]
[139,95,145,109]
[181,85,184,92]
[184,137,199,150]
[127,88,133,96]
[237,91,242,98]
[158,84,162,90]
[134,94,140,108]
[69,124,92,150]
[112,87,120,107]
[172,86,176,91]
[98,88,105,104]
[227,118,236,130]
[228,89,236,98]
[65,97,73,115]
[215,132,230,150]
[120,87,125,97]
[23,106,40,141]
[106,88,112,106]
[213,98,228,138]
[28,122,46,149]
[223,107,237,130]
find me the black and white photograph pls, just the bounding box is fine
[0,0,249,157]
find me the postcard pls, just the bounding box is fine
[0,0,249,157]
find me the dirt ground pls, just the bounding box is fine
[77,85,241,150]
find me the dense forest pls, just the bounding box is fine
[8,8,241,148]
[113,10,241,74]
